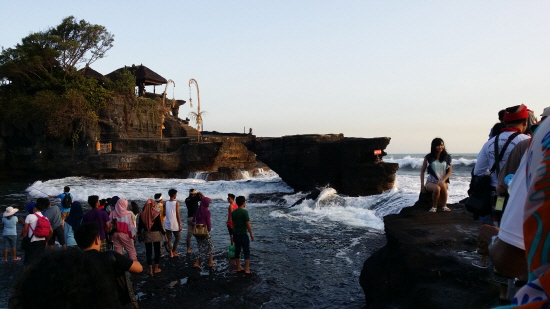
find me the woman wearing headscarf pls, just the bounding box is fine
[192,196,218,269]
[138,199,165,275]
[64,201,83,247]
[110,198,138,261]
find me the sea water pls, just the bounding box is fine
[0,153,477,308]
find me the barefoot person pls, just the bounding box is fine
[193,196,218,269]
[163,189,182,257]
[226,193,238,245]
[420,138,453,212]
[232,196,254,274]
[184,189,201,253]
[138,199,165,275]
[3,207,22,262]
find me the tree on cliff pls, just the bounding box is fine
[0,16,114,89]
[0,16,114,144]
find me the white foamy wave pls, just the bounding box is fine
[452,157,477,166]
[385,155,476,169]
[26,175,294,203]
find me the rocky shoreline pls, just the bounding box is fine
[359,200,502,309]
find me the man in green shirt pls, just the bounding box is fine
[231,196,254,274]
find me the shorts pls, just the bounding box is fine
[48,226,66,246]
[227,225,234,236]
[3,235,16,249]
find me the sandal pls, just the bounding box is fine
[429,207,437,212]
[442,206,451,212]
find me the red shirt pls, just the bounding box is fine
[226,203,238,228]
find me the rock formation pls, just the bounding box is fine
[243,134,398,196]
[359,201,501,308]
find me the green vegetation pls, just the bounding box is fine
[0,16,128,144]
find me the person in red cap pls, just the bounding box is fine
[471,104,532,301]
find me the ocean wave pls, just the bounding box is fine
[385,155,476,169]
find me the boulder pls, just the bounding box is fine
[359,201,500,308]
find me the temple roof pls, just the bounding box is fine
[106,64,168,86]
[79,65,104,80]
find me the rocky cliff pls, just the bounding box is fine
[359,201,501,308]
[0,95,259,181]
[243,134,398,196]
[0,96,397,196]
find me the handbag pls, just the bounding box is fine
[465,132,519,216]
[142,231,162,243]
[193,224,208,238]
[228,245,235,260]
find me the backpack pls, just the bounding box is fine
[62,193,72,209]
[30,214,51,237]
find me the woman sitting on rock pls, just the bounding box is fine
[420,137,453,212]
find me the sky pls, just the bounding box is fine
[2,1,550,154]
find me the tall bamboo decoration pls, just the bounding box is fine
[188,78,206,141]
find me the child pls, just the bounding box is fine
[3,207,21,262]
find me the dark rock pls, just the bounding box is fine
[243,134,398,196]
[359,201,501,308]
[290,189,322,207]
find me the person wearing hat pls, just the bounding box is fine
[3,206,22,262]
[184,189,201,253]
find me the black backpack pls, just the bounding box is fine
[62,193,72,209]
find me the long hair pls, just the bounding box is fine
[430,138,448,162]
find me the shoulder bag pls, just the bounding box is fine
[465,133,519,216]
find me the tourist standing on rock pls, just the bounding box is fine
[130,201,140,228]
[154,193,165,224]
[64,201,83,247]
[471,104,531,271]
[43,198,66,250]
[3,207,22,262]
[110,198,138,261]
[226,193,238,245]
[420,138,453,212]
[184,188,201,253]
[232,196,255,274]
[82,195,112,252]
[21,198,52,267]
[139,199,165,276]
[193,196,218,269]
[163,188,182,257]
[48,186,73,221]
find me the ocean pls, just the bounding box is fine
[0,153,478,308]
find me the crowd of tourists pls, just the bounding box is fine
[2,187,254,308]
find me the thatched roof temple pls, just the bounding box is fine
[106,64,168,96]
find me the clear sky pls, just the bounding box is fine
[2,1,549,153]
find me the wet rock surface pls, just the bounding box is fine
[359,201,502,309]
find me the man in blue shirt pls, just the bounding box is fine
[49,186,73,220]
